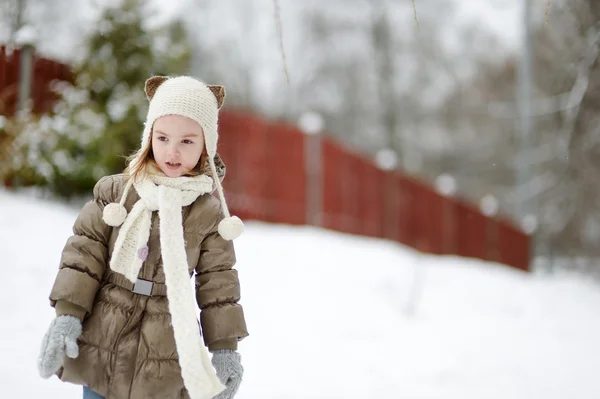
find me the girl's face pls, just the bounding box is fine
[151,115,205,178]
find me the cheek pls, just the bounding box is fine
[188,144,204,157]
[151,141,160,157]
[151,141,168,161]
[182,147,202,166]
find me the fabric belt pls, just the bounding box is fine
[106,273,167,297]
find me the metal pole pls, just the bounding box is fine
[299,112,323,226]
[17,43,34,116]
[517,0,537,270]
[305,132,322,226]
[517,0,533,223]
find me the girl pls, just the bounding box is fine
[37,76,249,399]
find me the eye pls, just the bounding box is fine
[182,139,194,144]
[157,136,167,142]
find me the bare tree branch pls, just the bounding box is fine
[412,0,420,31]
[273,0,290,86]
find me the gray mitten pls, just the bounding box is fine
[37,315,82,379]
[211,350,244,399]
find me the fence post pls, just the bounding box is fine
[375,149,399,241]
[435,174,457,254]
[16,28,37,118]
[382,172,399,241]
[480,195,500,262]
[298,111,323,226]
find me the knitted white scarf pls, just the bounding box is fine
[109,173,225,399]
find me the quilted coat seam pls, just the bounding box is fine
[60,264,102,283]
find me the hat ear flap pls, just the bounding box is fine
[207,85,226,109]
[145,76,169,100]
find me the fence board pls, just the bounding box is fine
[455,200,488,261]
[264,122,306,225]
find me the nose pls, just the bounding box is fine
[167,143,180,158]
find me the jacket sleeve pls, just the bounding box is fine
[195,216,249,352]
[48,176,116,316]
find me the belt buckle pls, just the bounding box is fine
[132,278,153,296]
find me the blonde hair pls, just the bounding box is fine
[124,132,208,182]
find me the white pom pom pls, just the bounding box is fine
[218,216,244,240]
[103,203,127,227]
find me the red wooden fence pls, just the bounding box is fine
[0,46,531,271]
[0,45,72,116]
[217,110,531,271]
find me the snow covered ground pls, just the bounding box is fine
[2,187,600,398]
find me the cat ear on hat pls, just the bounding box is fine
[145,76,169,100]
[207,85,226,109]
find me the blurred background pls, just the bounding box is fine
[2,0,600,398]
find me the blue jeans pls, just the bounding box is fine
[83,386,105,399]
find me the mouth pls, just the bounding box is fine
[165,161,181,170]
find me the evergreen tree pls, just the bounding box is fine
[1,0,191,197]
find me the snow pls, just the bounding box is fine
[521,214,539,235]
[14,25,38,46]
[2,188,600,398]
[435,173,457,196]
[480,194,500,217]
[375,148,398,171]
[297,111,324,135]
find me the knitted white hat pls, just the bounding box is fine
[102,75,243,241]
